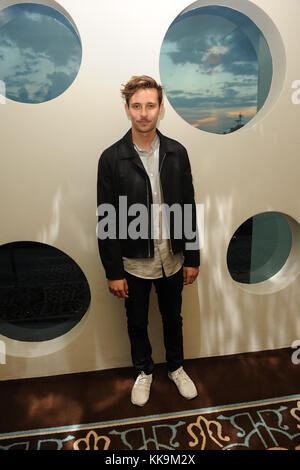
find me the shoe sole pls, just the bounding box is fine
[131,392,150,406]
[131,399,147,407]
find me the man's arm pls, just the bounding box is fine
[181,147,200,270]
[97,152,125,281]
[183,266,199,285]
[108,279,129,298]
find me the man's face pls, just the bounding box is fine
[125,88,163,134]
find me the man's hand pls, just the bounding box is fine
[108,278,129,298]
[183,267,199,285]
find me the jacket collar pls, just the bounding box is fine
[122,128,174,154]
[119,128,171,170]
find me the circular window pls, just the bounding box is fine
[160,4,273,134]
[0,3,82,103]
[227,212,292,284]
[0,241,91,341]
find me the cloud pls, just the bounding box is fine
[226,107,257,117]
[18,85,29,102]
[24,12,44,22]
[44,71,73,97]
[159,6,272,133]
[221,78,258,88]
[163,6,261,77]
[166,88,257,110]
[0,4,81,103]
[191,117,218,127]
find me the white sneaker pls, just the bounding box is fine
[168,367,198,399]
[131,372,153,406]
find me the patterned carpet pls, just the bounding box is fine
[0,348,299,452]
[0,394,300,450]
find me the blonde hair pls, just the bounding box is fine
[121,75,163,106]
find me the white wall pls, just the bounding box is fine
[0,0,299,380]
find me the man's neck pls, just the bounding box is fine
[132,128,157,152]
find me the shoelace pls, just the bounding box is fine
[172,369,189,383]
[136,374,152,389]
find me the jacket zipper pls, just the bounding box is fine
[146,177,151,257]
[159,153,174,255]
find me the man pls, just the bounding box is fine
[97,75,200,406]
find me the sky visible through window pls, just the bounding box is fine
[160,6,273,134]
[0,3,82,103]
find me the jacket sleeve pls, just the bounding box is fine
[97,152,125,280]
[181,147,200,268]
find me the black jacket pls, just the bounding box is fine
[97,129,200,280]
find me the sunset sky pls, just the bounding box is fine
[160,6,272,134]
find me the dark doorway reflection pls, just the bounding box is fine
[227,212,292,284]
[0,241,91,341]
[227,217,253,284]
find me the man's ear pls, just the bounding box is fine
[125,103,129,116]
[159,101,164,116]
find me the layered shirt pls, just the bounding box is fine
[122,134,184,279]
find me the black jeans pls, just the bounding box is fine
[124,267,184,375]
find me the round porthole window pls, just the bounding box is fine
[0,241,91,341]
[227,212,293,284]
[160,4,274,134]
[0,3,82,103]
